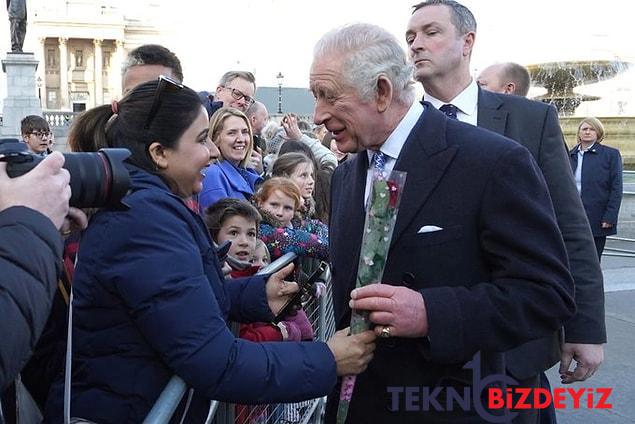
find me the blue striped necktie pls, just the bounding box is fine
[439,104,459,120]
[372,150,387,173]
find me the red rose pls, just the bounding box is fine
[387,180,400,208]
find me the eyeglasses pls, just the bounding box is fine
[144,75,185,129]
[220,86,255,107]
[30,130,51,138]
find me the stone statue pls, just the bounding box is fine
[7,0,27,52]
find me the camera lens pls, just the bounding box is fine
[62,148,130,208]
[1,138,130,209]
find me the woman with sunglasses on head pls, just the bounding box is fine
[43,78,375,423]
[198,107,264,211]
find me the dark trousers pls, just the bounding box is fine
[9,18,26,52]
[593,236,607,262]
[537,373,557,424]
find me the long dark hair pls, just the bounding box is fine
[68,79,202,173]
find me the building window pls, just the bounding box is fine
[47,90,58,109]
[103,52,111,68]
[47,49,56,67]
[75,50,83,68]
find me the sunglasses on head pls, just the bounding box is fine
[144,75,185,129]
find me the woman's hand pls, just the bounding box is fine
[326,328,376,376]
[265,263,299,315]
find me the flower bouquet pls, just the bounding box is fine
[336,166,407,424]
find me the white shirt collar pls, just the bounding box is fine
[424,79,479,123]
[366,100,424,163]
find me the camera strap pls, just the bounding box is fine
[63,280,74,424]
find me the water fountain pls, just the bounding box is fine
[527,60,635,166]
[527,60,631,116]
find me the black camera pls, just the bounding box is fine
[0,138,131,209]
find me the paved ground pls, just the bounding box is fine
[545,237,635,424]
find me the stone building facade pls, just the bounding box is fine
[32,0,162,111]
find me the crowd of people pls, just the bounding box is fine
[0,0,624,423]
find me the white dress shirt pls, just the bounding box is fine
[574,143,596,193]
[364,101,424,203]
[425,79,479,126]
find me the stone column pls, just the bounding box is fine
[93,39,103,106]
[112,39,124,98]
[59,37,69,110]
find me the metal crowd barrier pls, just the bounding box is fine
[145,265,336,424]
[604,236,635,258]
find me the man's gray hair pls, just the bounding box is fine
[218,71,257,91]
[121,44,184,82]
[313,23,415,105]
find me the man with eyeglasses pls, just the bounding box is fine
[199,70,257,117]
[21,115,52,156]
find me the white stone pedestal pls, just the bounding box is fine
[1,52,42,137]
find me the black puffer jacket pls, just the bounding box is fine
[0,206,62,391]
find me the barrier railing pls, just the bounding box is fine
[604,236,635,258]
[145,265,336,424]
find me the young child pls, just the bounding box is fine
[205,198,313,424]
[253,177,329,261]
[251,239,270,268]
[21,115,53,155]
[271,152,317,222]
[204,198,313,342]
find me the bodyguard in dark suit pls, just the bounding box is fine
[311,22,575,423]
[407,0,606,394]
[569,117,623,259]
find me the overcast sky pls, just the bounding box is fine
[1,0,634,115]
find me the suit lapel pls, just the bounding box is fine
[333,153,368,301]
[477,87,508,136]
[390,104,458,247]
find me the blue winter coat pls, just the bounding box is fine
[199,160,262,211]
[569,143,623,237]
[46,165,335,423]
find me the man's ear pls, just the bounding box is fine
[504,82,516,95]
[376,75,393,113]
[462,31,476,57]
[148,141,169,169]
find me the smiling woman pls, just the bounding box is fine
[198,107,264,211]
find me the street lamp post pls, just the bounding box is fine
[37,76,43,108]
[276,72,284,114]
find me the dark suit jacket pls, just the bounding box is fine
[478,89,607,377]
[327,103,575,422]
[569,143,623,236]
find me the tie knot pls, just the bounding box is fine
[439,104,459,120]
[372,151,387,173]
